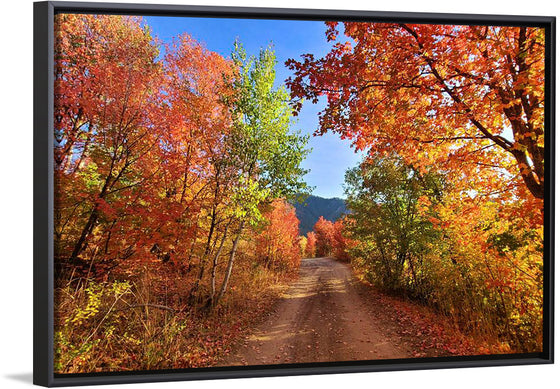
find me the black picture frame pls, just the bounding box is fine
[33,1,555,387]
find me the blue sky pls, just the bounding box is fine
[144,16,364,199]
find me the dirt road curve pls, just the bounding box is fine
[224,257,411,366]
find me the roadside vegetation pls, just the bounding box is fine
[54,14,307,373]
[294,22,544,353]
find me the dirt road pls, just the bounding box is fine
[224,257,412,366]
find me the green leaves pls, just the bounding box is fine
[230,176,269,226]
[226,41,311,220]
[344,155,443,290]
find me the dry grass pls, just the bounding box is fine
[54,251,297,373]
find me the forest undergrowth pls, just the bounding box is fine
[55,252,297,373]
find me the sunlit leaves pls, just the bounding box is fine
[287,23,544,350]
[54,15,310,311]
[255,199,302,272]
[287,23,545,203]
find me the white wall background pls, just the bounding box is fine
[0,0,557,387]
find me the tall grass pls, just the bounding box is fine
[54,249,296,373]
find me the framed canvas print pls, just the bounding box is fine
[33,1,555,386]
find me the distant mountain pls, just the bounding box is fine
[291,195,348,236]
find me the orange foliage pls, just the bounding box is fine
[311,217,351,260]
[54,14,236,274]
[305,231,317,258]
[313,216,335,257]
[255,200,302,272]
[332,219,352,261]
[287,24,545,209]
[288,22,545,351]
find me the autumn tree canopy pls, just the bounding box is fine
[288,22,545,351]
[313,216,335,257]
[255,199,302,271]
[287,24,545,202]
[54,15,309,305]
[305,231,317,258]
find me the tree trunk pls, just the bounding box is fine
[189,206,217,300]
[68,151,128,263]
[215,220,245,305]
[210,222,231,305]
[68,207,99,263]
